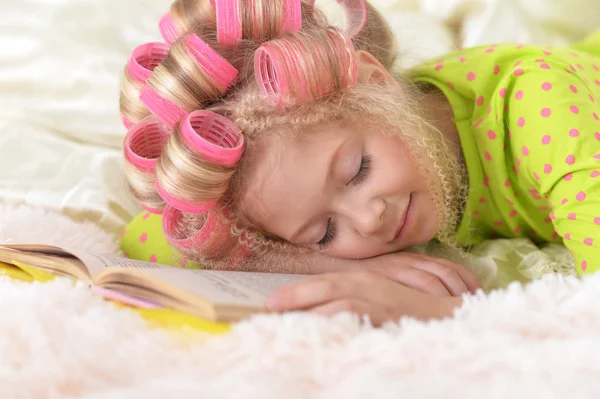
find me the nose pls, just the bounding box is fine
[347,197,386,238]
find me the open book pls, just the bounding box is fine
[0,244,306,322]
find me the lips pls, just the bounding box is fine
[391,194,412,242]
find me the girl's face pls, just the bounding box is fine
[243,123,439,259]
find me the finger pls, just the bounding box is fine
[265,272,375,311]
[434,259,483,293]
[372,267,452,297]
[410,253,483,294]
[310,298,389,327]
[410,260,469,296]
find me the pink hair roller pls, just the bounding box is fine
[162,205,251,264]
[123,118,171,214]
[122,116,135,130]
[139,85,189,128]
[306,0,366,38]
[155,182,218,214]
[127,42,170,83]
[280,0,303,34]
[159,13,180,44]
[254,27,357,106]
[185,34,239,92]
[124,118,169,172]
[339,0,367,38]
[215,0,242,45]
[139,34,238,127]
[180,110,245,166]
[162,205,220,250]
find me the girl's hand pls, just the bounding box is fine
[265,271,463,326]
[338,251,483,297]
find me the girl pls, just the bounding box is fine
[119,0,600,325]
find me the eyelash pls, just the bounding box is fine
[318,155,372,249]
[349,155,372,186]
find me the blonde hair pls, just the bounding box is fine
[120,0,467,270]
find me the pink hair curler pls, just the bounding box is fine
[123,118,170,214]
[162,205,220,250]
[123,118,170,172]
[122,115,134,130]
[254,45,289,106]
[139,85,189,128]
[127,42,170,84]
[338,0,367,38]
[215,0,242,46]
[162,205,251,264]
[159,12,180,44]
[180,110,245,166]
[280,0,303,34]
[254,27,357,106]
[306,0,366,38]
[185,34,239,92]
[155,181,218,214]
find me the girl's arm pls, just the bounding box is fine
[244,246,481,296]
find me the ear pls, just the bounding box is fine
[356,50,398,87]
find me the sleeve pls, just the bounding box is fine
[505,62,600,275]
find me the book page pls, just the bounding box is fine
[67,250,175,277]
[71,249,306,307]
[97,267,306,308]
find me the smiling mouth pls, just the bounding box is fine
[391,194,412,242]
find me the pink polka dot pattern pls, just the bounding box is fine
[142,212,151,220]
[149,255,157,263]
[565,154,575,164]
[582,261,588,271]
[569,128,580,137]
[139,233,148,243]
[417,42,600,275]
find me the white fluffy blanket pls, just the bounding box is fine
[2,204,600,398]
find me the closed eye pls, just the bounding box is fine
[348,155,371,186]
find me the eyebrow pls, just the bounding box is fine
[288,139,346,243]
